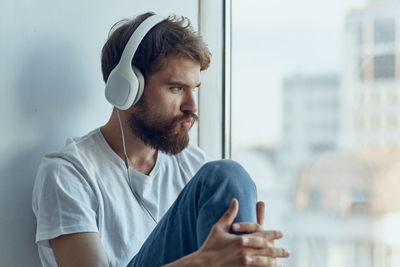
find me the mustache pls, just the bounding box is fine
[179,113,199,123]
[171,113,199,128]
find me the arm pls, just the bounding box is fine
[163,199,289,267]
[50,232,109,267]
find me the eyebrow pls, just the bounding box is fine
[166,81,201,88]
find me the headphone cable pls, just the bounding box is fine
[116,109,158,225]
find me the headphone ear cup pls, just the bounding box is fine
[105,63,139,110]
[132,65,145,105]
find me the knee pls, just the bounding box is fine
[200,160,256,192]
[202,159,244,177]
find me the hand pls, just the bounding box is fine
[195,199,289,267]
[231,201,289,266]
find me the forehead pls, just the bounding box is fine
[149,55,201,85]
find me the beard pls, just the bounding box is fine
[128,99,198,155]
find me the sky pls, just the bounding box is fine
[231,0,367,148]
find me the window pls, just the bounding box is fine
[307,189,321,210]
[387,114,398,131]
[387,90,397,105]
[374,54,395,79]
[231,0,400,266]
[374,17,395,44]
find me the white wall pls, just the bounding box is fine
[0,1,199,265]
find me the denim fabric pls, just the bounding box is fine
[127,159,258,267]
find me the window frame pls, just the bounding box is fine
[198,0,232,159]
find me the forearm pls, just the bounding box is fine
[50,232,109,267]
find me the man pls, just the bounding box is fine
[32,12,289,266]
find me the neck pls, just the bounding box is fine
[101,109,157,175]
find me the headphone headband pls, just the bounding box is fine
[119,15,165,67]
[105,14,165,110]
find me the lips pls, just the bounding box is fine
[181,118,193,128]
[176,113,198,131]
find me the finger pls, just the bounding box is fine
[232,222,262,233]
[256,246,290,258]
[216,198,239,231]
[252,230,283,241]
[240,235,268,249]
[243,255,276,266]
[256,201,265,225]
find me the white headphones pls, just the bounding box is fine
[105,15,165,110]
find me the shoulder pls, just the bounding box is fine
[39,128,106,173]
[32,130,102,226]
[33,129,105,195]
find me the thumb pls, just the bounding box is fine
[256,201,265,225]
[216,198,239,231]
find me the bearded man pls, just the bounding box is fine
[32,12,289,267]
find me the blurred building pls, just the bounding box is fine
[276,73,342,266]
[278,73,340,185]
[296,146,400,215]
[342,0,400,148]
[293,147,400,267]
[287,1,400,266]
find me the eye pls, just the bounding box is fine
[170,86,183,92]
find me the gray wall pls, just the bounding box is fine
[0,1,198,265]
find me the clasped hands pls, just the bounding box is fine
[196,199,289,267]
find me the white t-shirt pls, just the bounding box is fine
[32,128,209,267]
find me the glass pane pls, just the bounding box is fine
[231,0,400,266]
[374,54,395,79]
[374,18,395,44]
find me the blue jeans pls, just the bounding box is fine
[127,159,258,267]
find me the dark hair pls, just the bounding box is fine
[101,12,211,83]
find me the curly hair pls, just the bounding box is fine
[101,12,211,83]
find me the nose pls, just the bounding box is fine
[180,90,198,114]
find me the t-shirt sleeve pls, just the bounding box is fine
[32,155,99,248]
